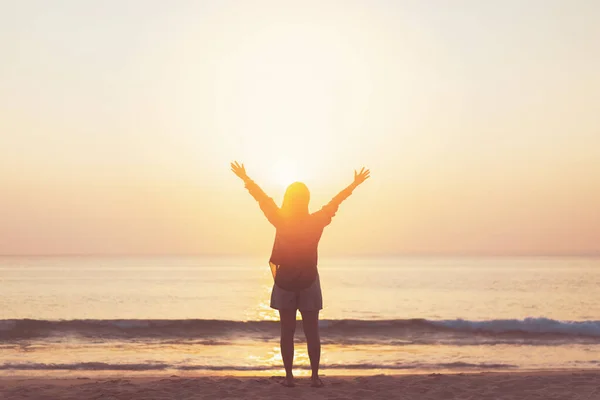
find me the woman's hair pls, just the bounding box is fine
[281,182,310,217]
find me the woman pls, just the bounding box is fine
[231,161,370,387]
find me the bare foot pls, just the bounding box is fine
[281,376,295,388]
[311,377,324,388]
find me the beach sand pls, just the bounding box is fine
[1,371,599,399]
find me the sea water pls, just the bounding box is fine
[1,256,599,375]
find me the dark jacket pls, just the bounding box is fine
[245,180,354,291]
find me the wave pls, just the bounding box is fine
[430,318,600,337]
[1,318,599,344]
[0,361,517,371]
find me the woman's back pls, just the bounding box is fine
[231,162,370,290]
[271,212,328,267]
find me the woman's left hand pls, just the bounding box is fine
[353,167,370,186]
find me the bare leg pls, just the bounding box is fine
[300,310,323,387]
[279,309,297,387]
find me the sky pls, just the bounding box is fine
[1,0,599,256]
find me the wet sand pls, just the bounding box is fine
[1,371,599,399]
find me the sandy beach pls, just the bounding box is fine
[1,371,599,400]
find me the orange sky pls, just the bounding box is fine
[1,1,599,256]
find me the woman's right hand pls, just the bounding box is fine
[231,161,249,182]
[353,167,370,186]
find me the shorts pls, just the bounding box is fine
[270,274,323,311]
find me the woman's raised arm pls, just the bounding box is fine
[231,161,281,227]
[314,167,370,226]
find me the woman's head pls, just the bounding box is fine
[281,182,310,217]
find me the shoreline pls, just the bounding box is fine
[2,367,598,377]
[2,370,599,399]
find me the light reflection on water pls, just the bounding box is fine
[253,285,279,322]
[243,273,279,322]
[3,340,600,375]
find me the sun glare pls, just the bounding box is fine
[210,19,374,192]
[273,160,301,187]
[213,22,370,182]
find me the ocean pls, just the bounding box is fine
[1,256,599,376]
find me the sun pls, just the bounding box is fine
[273,160,301,188]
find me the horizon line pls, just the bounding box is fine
[1,252,599,258]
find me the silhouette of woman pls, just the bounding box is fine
[231,161,370,388]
